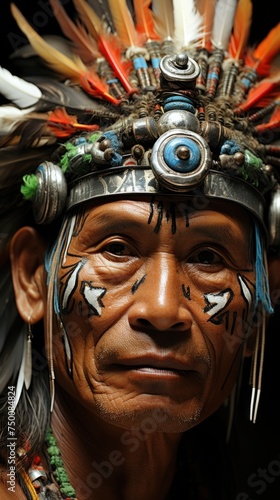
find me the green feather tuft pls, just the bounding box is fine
[59,142,79,173]
[20,174,38,200]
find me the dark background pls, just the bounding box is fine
[0,1,280,499]
[0,0,278,69]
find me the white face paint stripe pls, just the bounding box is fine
[61,260,86,311]
[238,274,253,309]
[204,290,233,317]
[81,282,106,316]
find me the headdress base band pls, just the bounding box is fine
[67,168,264,223]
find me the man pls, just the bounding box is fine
[0,1,280,498]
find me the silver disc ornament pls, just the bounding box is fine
[32,161,68,225]
[150,129,212,192]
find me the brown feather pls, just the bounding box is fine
[49,0,100,64]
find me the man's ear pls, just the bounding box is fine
[10,226,46,324]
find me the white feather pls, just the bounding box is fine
[173,0,203,49]
[0,67,42,109]
[14,334,27,408]
[212,0,238,50]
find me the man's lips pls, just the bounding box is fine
[112,354,209,379]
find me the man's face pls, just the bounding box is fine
[51,197,255,432]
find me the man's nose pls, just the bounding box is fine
[128,254,193,331]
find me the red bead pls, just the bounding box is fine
[33,455,41,465]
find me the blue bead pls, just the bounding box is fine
[163,96,195,113]
[164,96,194,105]
[133,57,148,70]
[151,57,160,68]
[75,137,87,145]
[221,140,241,155]
[164,101,195,112]
[163,138,201,173]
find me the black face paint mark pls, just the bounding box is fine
[148,198,155,225]
[154,201,163,234]
[59,258,88,314]
[177,202,190,228]
[164,203,177,234]
[79,281,106,318]
[132,275,146,294]
[182,284,191,300]
[203,288,234,326]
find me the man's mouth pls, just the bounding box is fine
[113,354,209,379]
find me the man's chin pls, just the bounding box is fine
[93,402,203,434]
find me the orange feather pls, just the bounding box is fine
[196,0,217,51]
[73,0,102,40]
[10,3,85,82]
[47,108,99,137]
[10,3,119,106]
[133,0,160,42]
[107,0,142,48]
[238,73,280,112]
[72,0,136,95]
[253,23,280,76]
[49,0,99,64]
[228,0,252,60]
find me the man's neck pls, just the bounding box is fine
[50,388,182,500]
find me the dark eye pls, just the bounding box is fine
[189,249,222,266]
[105,242,127,255]
[102,241,136,257]
[197,250,220,264]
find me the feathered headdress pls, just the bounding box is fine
[1,0,280,421]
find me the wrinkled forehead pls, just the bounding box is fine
[71,194,253,235]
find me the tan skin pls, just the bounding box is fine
[2,196,276,499]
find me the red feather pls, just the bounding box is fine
[80,71,121,106]
[255,103,280,133]
[244,23,280,77]
[47,108,99,137]
[97,32,137,95]
[72,0,137,96]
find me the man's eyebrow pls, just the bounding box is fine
[189,223,249,245]
[85,213,148,232]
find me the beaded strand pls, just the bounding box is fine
[45,428,77,500]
